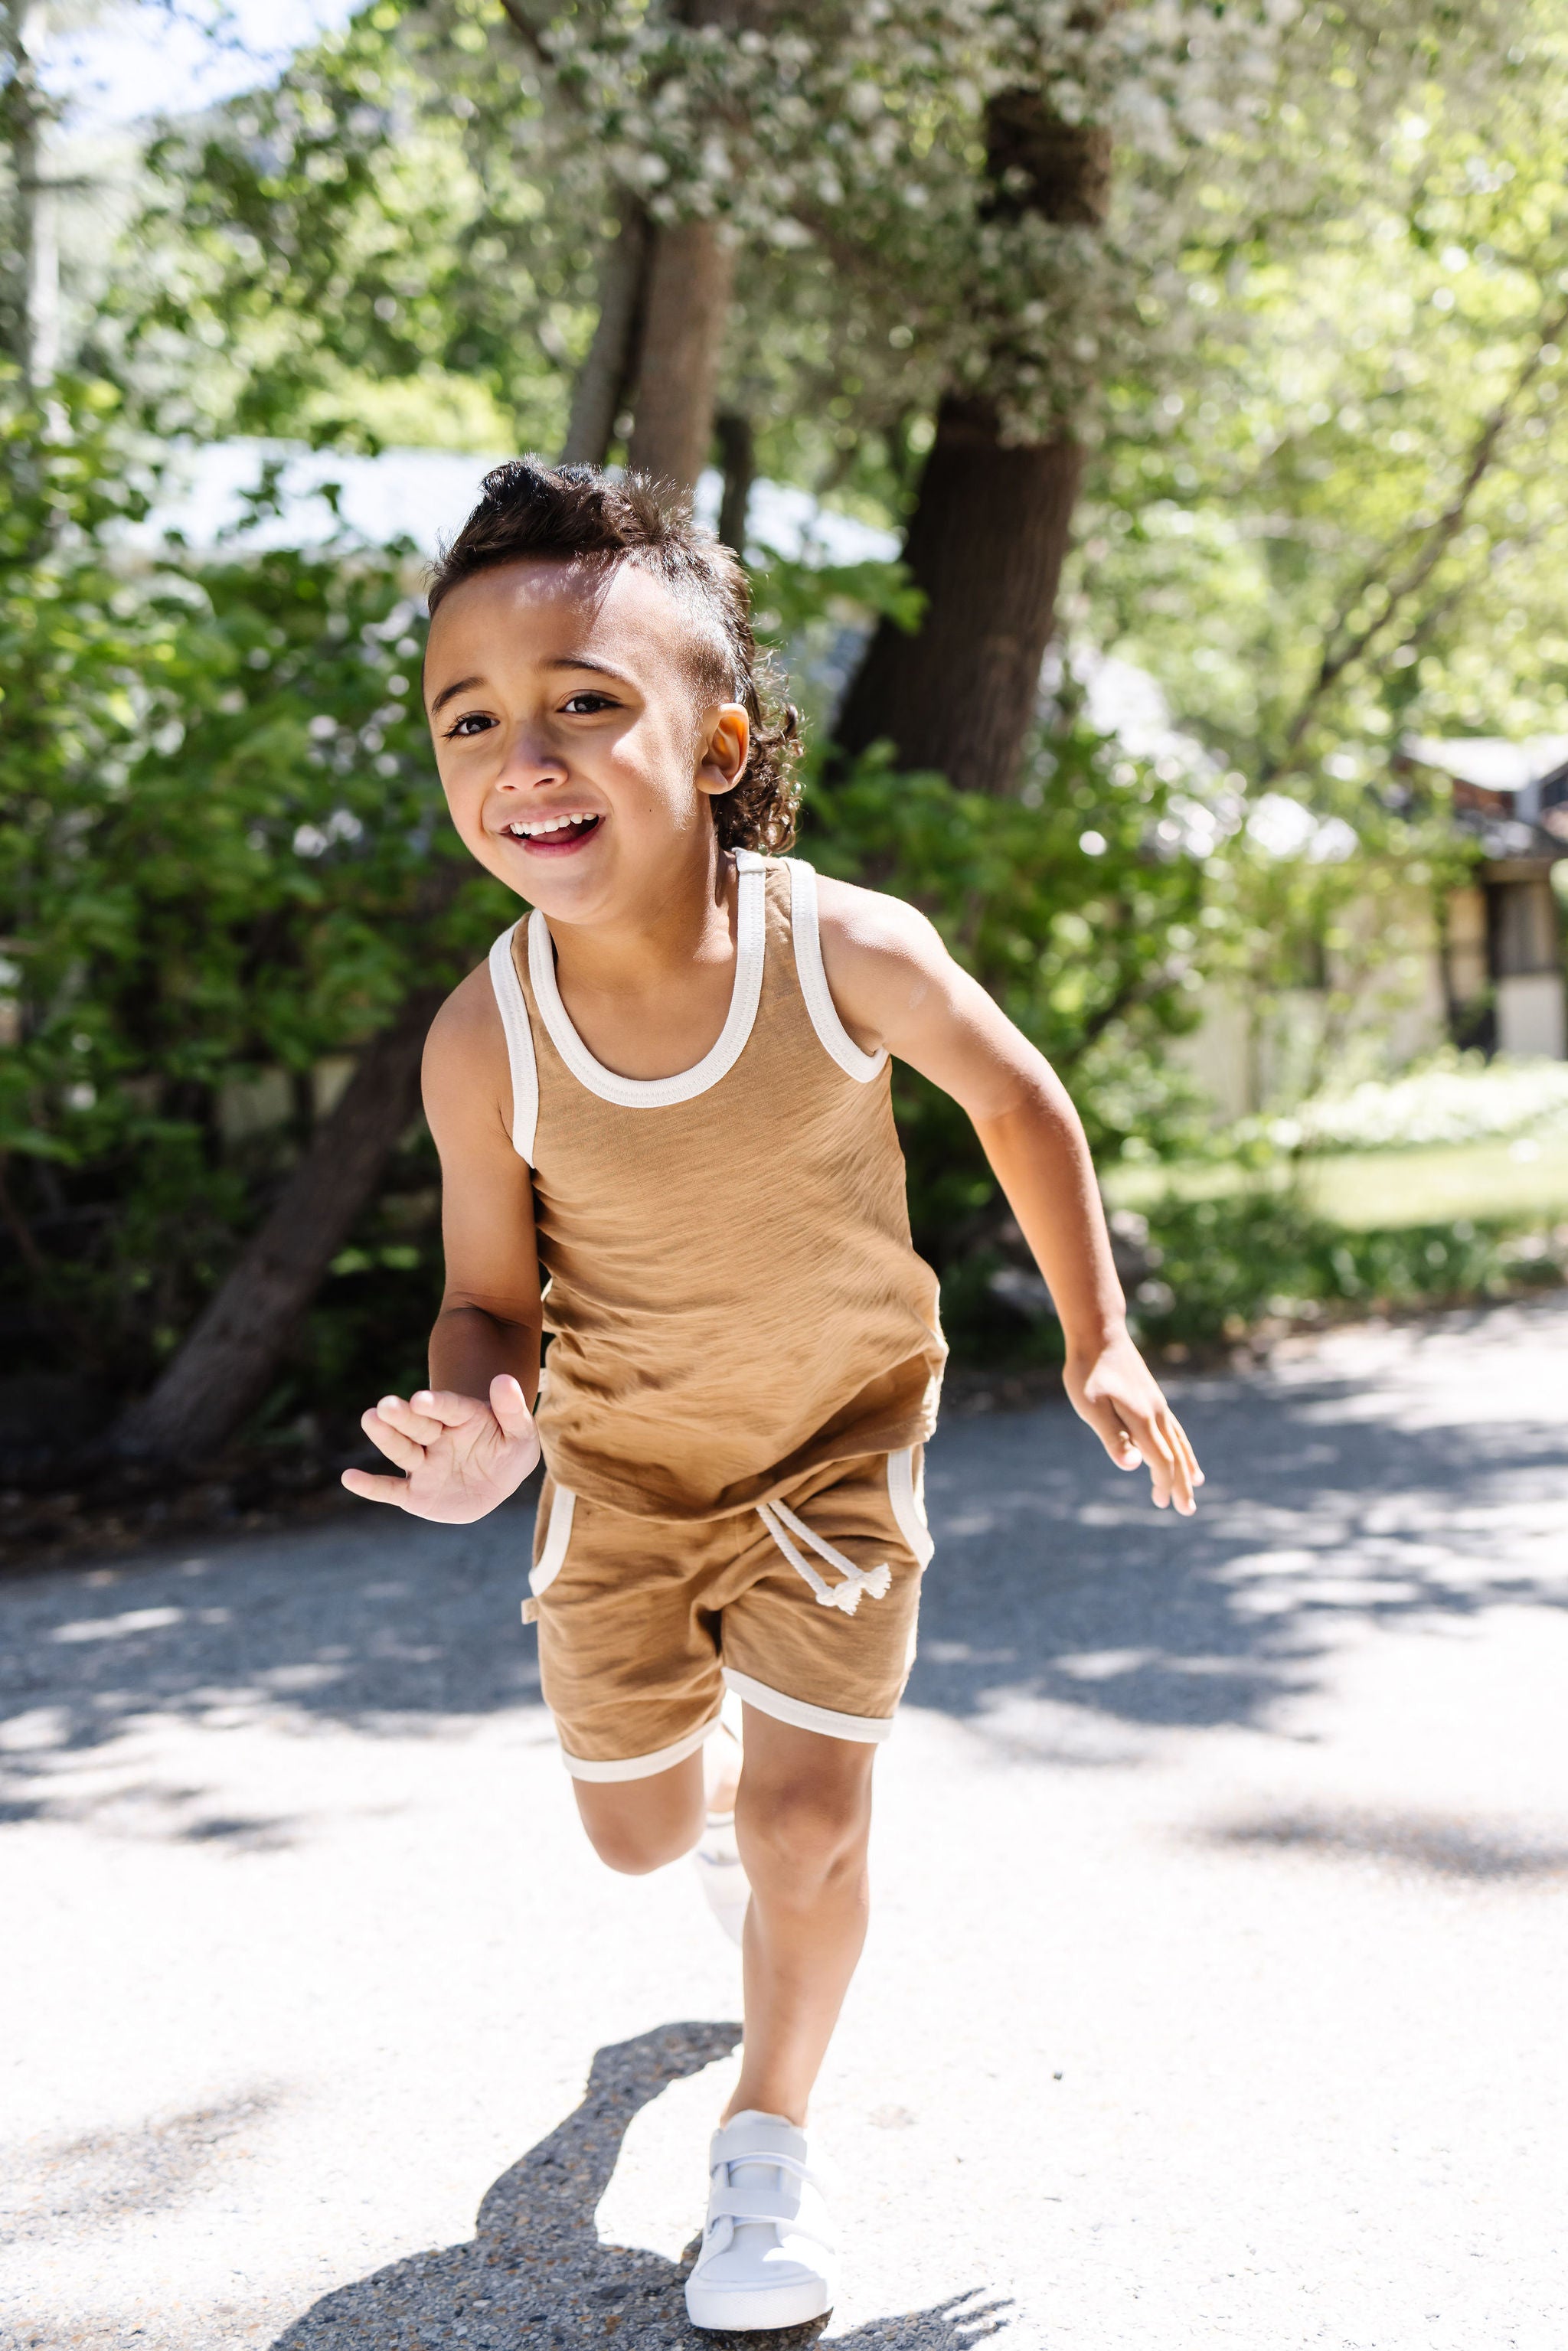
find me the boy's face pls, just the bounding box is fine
[423,557,749,924]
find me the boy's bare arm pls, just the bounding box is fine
[424,965,545,1402]
[341,965,543,1521]
[816,878,1200,1514]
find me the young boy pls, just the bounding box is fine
[344,459,1201,2331]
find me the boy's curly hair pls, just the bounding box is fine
[426,459,802,855]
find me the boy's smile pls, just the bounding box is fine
[502,809,602,853]
[423,557,749,923]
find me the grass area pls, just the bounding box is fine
[1104,1133,1568,1230]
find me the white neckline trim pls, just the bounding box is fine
[784,858,887,1083]
[527,850,767,1109]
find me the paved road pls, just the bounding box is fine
[3,1298,1566,2351]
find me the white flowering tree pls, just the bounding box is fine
[474,0,1539,789]
[822,1,1544,793]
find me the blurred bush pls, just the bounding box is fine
[0,387,507,1421]
[965,1189,1568,1370]
[802,735,1216,1268]
[1255,1051,1568,1155]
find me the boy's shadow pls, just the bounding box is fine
[271,2020,1006,2349]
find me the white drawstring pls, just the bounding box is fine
[756,1497,893,1616]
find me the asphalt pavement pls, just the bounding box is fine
[3,1296,1566,2351]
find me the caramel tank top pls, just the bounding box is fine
[485,851,946,1522]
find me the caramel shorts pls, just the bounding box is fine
[523,1447,934,1779]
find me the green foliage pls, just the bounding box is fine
[954,1190,1565,1369]
[1132,1192,1565,1350]
[801,732,1215,1259]
[107,0,581,450]
[1073,59,1568,785]
[0,385,509,1396]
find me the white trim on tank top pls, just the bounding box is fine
[783,857,887,1083]
[527,847,768,1109]
[487,926,540,1164]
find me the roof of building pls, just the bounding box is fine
[1401,735,1568,793]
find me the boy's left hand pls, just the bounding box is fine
[1064,1328,1203,1514]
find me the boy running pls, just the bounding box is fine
[344,460,1201,2331]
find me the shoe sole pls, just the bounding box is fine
[684,2277,833,2330]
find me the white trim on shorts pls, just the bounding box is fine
[557,1712,722,1782]
[885,1445,936,1566]
[721,1666,894,1745]
[529,1484,576,1597]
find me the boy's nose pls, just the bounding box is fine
[497,730,569,789]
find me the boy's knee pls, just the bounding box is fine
[584,1821,688,1875]
[739,1768,871,1890]
[573,1775,704,1876]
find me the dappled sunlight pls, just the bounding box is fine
[910,1298,1568,1756]
[3,1301,1565,1840]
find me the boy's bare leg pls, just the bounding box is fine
[571,1706,874,2127]
[573,1752,707,1875]
[570,1719,740,1870]
[725,1704,875,2127]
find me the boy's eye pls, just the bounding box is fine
[561,691,617,714]
[444,711,495,738]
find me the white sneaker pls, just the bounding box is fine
[691,1808,750,1946]
[684,2109,835,2331]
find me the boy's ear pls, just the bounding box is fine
[696,703,751,798]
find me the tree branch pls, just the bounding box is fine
[1267,291,1568,779]
[493,0,568,90]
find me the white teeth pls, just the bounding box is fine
[508,814,595,838]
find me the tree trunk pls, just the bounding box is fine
[113,990,443,1466]
[3,0,61,387]
[715,410,755,552]
[836,397,1084,795]
[834,93,1112,795]
[560,195,650,466]
[626,216,735,492]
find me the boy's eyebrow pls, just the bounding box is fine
[544,654,631,683]
[427,655,631,715]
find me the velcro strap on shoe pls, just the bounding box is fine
[710,2121,809,2170]
[709,2184,804,2225]
[704,2198,835,2253]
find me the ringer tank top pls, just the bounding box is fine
[485,851,946,1523]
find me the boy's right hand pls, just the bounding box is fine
[341,1375,539,1522]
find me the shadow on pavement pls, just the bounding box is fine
[909,1325,1568,1750]
[270,2022,1008,2351]
[3,1300,1566,1826]
[1,2090,282,2250]
[1209,1805,1568,1881]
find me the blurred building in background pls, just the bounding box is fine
[1401,736,1568,1063]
